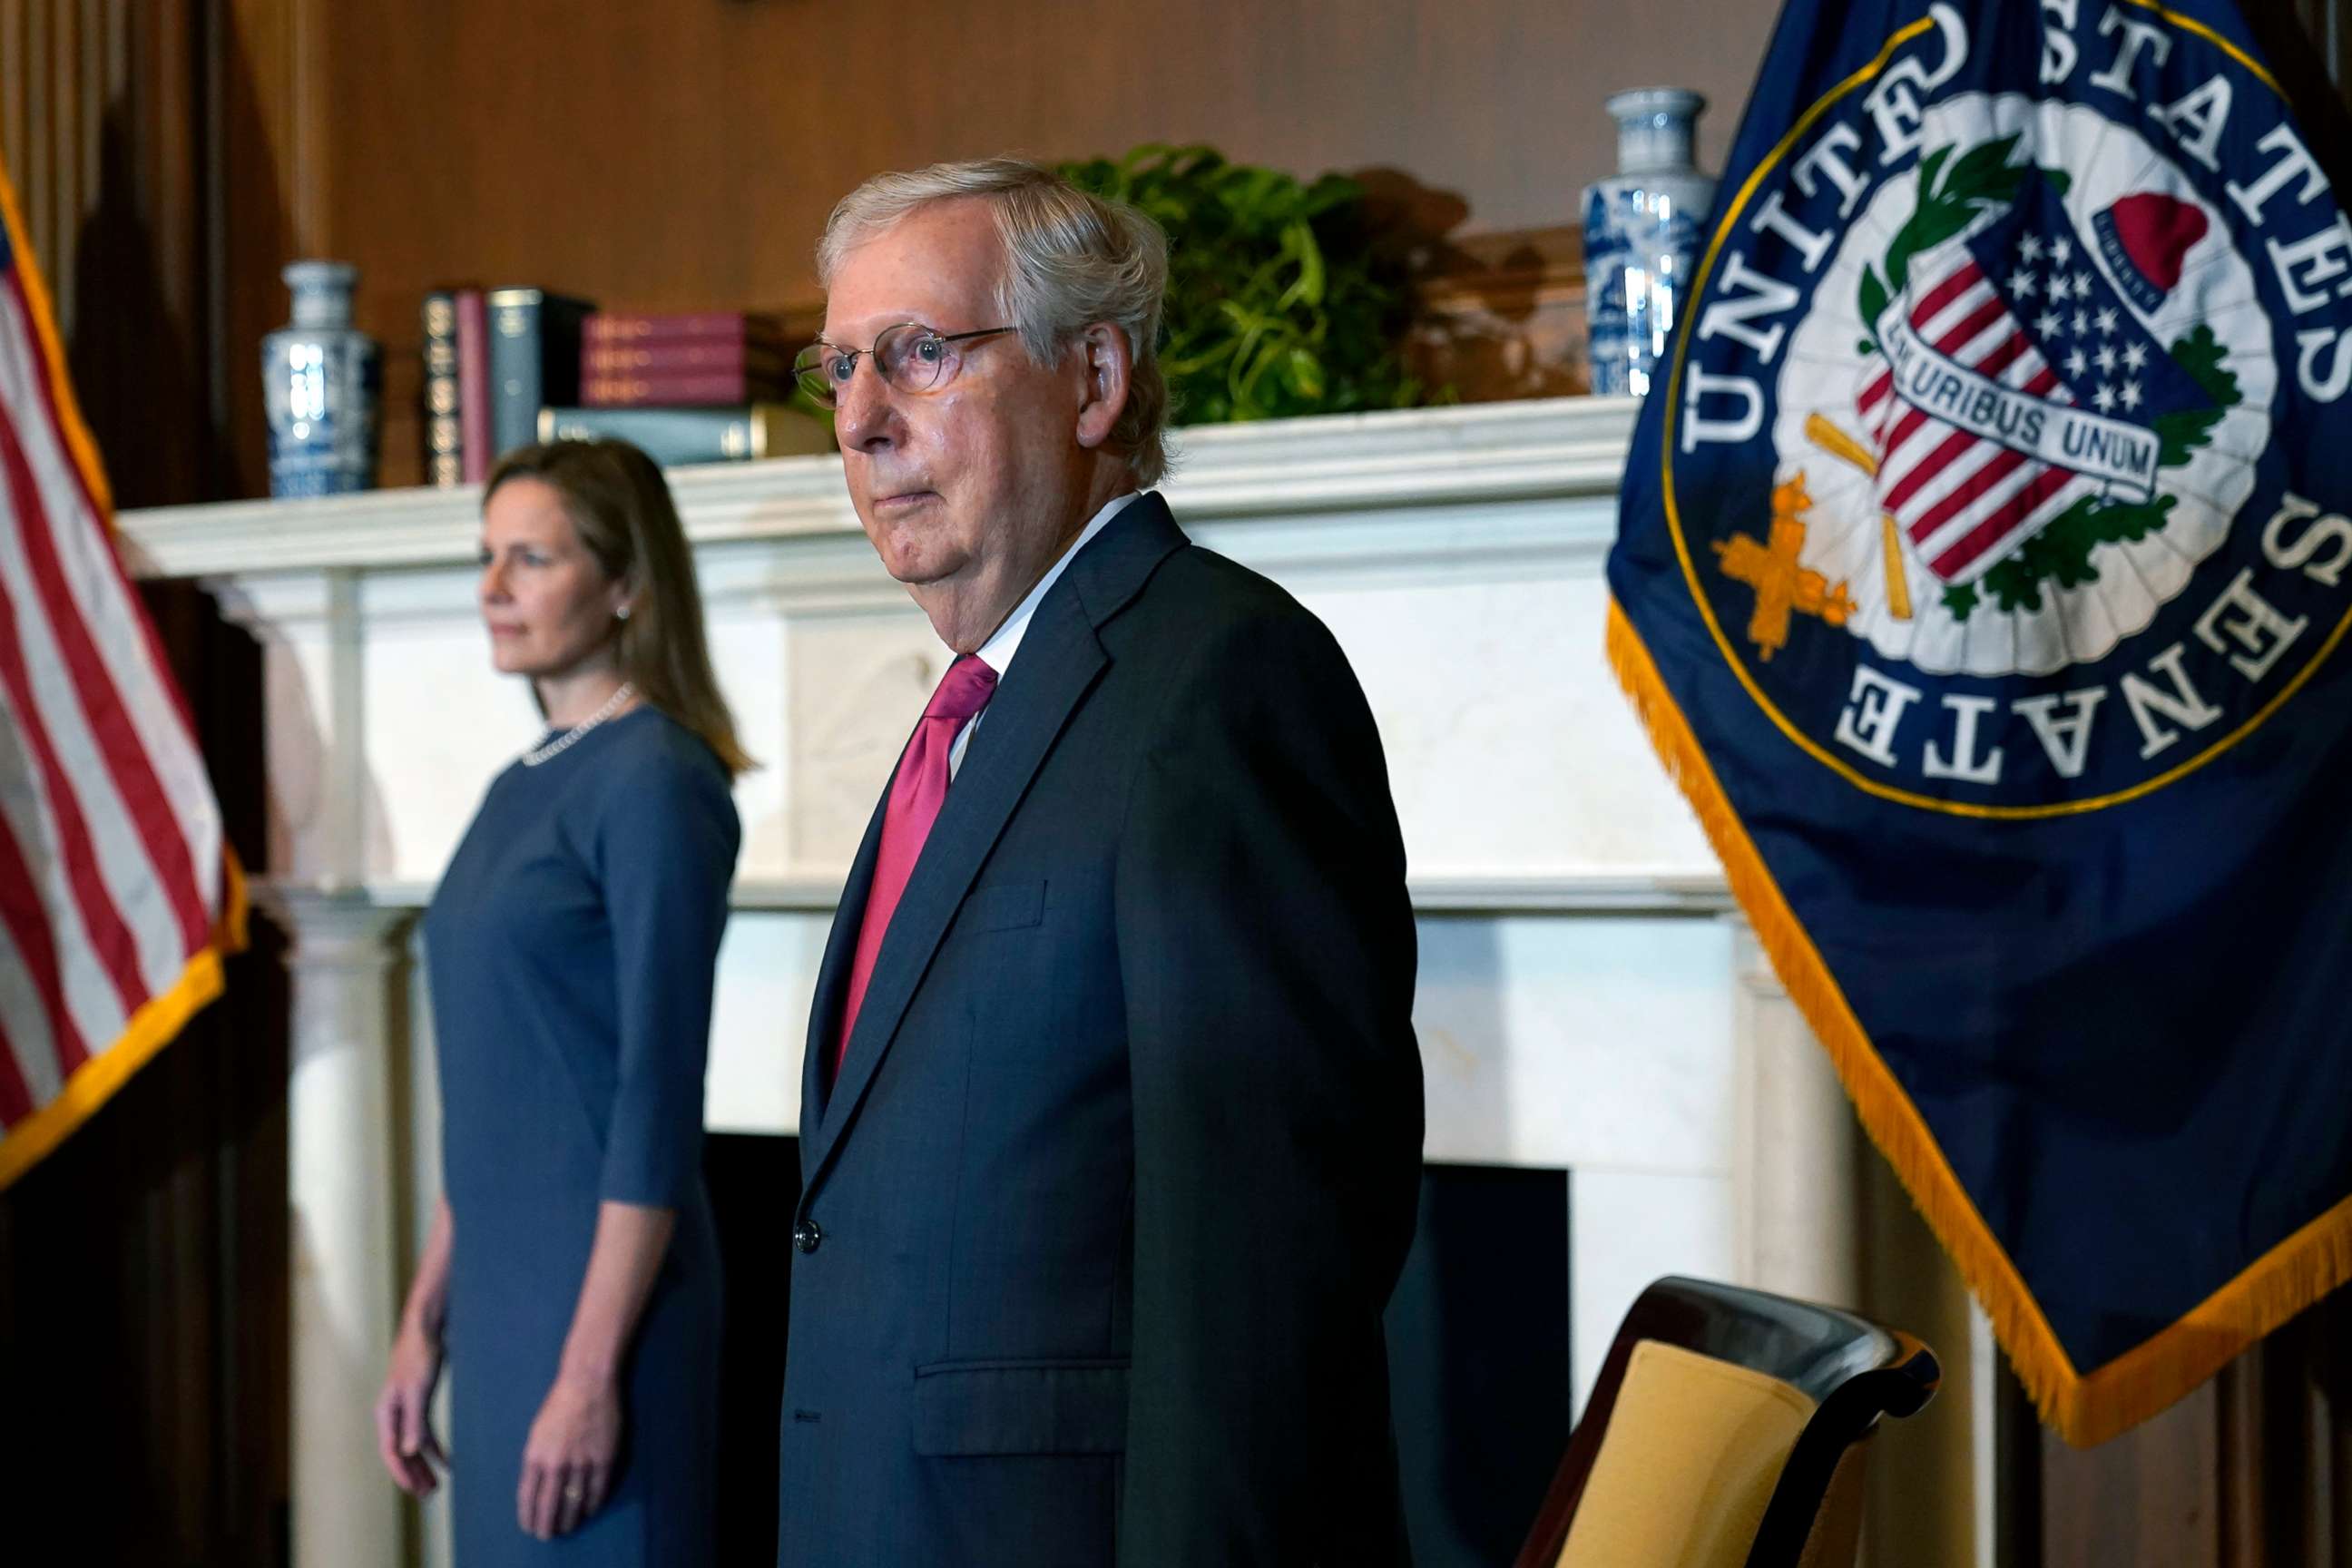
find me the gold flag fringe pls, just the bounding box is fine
[0,851,249,1191]
[1605,595,2352,1446]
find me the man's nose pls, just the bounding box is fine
[832,359,897,450]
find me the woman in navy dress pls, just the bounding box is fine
[373,439,751,1563]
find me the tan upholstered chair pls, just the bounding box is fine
[1511,1276,1940,1568]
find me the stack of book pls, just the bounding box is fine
[422,286,595,485]
[541,310,833,466]
[582,311,789,405]
[423,300,832,485]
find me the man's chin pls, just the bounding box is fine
[867,527,963,589]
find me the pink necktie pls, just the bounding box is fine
[834,654,999,1078]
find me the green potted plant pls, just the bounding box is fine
[1060,144,1427,425]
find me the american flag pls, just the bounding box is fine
[0,164,245,1190]
[1856,171,2211,586]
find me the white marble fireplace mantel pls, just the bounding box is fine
[119,396,1865,1568]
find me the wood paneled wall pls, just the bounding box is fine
[2030,1292,2352,1568]
[8,0,1786,499]
[12,0,2348,504]
[251,0,1776,494]
[0,0,227,506]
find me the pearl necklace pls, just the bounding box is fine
[524,681,637,767]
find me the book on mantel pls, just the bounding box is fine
[488,288,595,461]
[421,291,461,487]
[583,339,788,375]
[582,309,787,347]
[537,403,833,466]
[583,368,793,407]
[420,285,505,487]
[456,289,493,482]
[579,311,793,407]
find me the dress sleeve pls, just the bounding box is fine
[591,736,741,1208]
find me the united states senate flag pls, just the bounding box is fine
[1606,0,2352,1446]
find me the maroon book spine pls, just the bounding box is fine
[456,289,493,483]
[581,339,787,375]
[582,369,792,407]
[582,311,787,346]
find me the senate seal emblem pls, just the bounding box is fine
[1661,3,2352,815]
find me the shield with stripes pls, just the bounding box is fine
[1759,96,2269,686]
[1856,167,2215,589]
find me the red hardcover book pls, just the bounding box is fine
[581,311,788,347]
[456,289,493,483]
[582,369,793,407]
[582,339,789,376]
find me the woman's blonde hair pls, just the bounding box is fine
[485,439,755,776]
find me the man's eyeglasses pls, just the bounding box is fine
[793,323,1015,408]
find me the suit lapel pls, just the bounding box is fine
[801,494,1190,1190]
[802,592,1103,1187]
[800,777,892,1133]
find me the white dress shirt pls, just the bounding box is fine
[947,490,1144,778]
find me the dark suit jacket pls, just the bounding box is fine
[779,494,1424,1566]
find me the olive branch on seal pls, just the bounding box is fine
[1857,133,2049,350]
[1849,133,2242,621]
[1953,328,2239,620]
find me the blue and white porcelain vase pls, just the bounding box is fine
[263,260,380,497]
[1582,88,1717,397]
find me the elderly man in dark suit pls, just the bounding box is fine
[779,156,1424,1566]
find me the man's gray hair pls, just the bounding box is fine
[818,157,1173,486]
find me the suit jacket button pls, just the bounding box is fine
[793,1219,822,1254]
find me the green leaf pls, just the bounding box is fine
[2144,326,2241,464]
[1942,583,1980,620]
[1916,143,1955,201]
[1981,554,2045,614]
[1276,220,1327,310]
[2169,324,2240,407]
[1302,172,1362,206]
[2152,406,2223,466]
[1876,136,2028,303]
[1063,141,1432,423]
[1944,132,2023,200]
[1981,492,2180,612]
[1059,158,1120,194]
[1215,298,1264,332]
[1284,346,1327,400]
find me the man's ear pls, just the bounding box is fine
[1073,323,1133,452]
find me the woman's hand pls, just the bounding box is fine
[374,1321,447,1496]
[516,1371,622,1539]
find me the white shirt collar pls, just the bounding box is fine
[972,490,1143,680]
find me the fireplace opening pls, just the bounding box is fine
[704,1137,1573,1563]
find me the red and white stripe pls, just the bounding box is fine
[0,253,226,1135]
[1856,257,2097,585]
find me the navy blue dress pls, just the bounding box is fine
[425,706,739,1566]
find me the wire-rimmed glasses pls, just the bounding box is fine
[793,323,1015,407]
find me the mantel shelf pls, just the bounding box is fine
[115,397,1641,580]
[280,870,1736,920]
